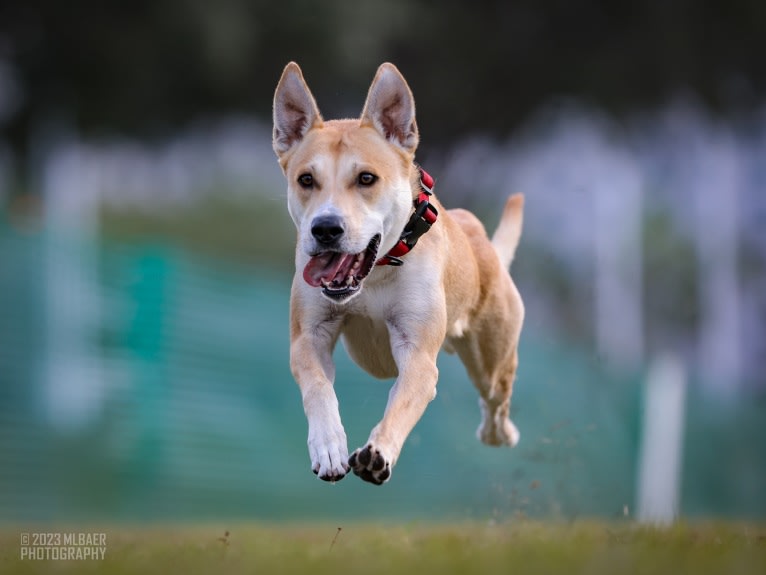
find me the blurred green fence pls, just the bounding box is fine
[1,221,764,522]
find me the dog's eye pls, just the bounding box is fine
[358,172,378,186]
[297,173,314,188]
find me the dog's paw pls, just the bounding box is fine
[308,426,349,482]
[478,417,520,447]
[348,444,392,485]
[477,398,520,447]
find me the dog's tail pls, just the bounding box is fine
[491,193,524,269]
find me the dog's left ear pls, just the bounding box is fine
[361,63,419,154]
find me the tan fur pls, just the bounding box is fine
[273,62,525,484]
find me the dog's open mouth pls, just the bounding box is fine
[303,235,381,300]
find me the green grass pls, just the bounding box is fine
[2,521,765,575]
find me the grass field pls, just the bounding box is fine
[2,521,765,574]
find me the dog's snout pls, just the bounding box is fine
[311,215,345,245]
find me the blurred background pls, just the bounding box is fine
[1,0,764,523]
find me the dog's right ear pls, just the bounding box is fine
[273,62,323,157]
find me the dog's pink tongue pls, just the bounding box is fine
[303,252,349,287]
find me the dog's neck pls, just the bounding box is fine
[376,166,439,267]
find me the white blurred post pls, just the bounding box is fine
[43,142,104,429]
[636,354,687,524]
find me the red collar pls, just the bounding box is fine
[376,166,439,266]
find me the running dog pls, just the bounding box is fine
[272,62,525,485]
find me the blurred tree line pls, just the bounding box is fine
[1,0,764,156]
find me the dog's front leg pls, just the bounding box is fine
[291,310,348,482]
[349,310,444,485]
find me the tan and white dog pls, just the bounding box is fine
[272,62,525,485]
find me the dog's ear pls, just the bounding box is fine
[273,62,323,157]
[360,63,419,154]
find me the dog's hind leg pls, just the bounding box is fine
[449,270,524,447]
[475,351,521,446]
[448,196,525,447]
[452,334,522,447]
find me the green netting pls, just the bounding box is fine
[1,224,764,522]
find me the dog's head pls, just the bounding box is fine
[272,62,419,303]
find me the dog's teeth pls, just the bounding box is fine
[345,275,354,286]
[350,252,364,272]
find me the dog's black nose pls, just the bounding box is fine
[311,216,345,245]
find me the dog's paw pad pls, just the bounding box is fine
[348,445,391,485]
